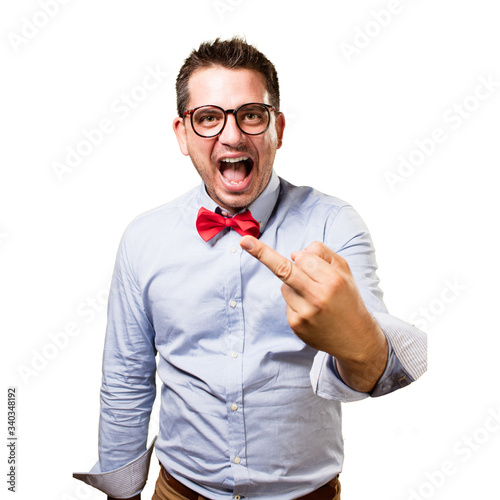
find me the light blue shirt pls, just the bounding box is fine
[73,171,426,499]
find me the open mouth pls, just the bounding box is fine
[218,156,254,188]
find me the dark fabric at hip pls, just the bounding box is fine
[152,465,341,500]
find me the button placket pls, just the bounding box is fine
[223,230,248,488]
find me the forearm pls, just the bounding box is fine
[99,364,156,471]
[335,320,389,393]
[99,230,157,471]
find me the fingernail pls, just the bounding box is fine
[240,236,255,251]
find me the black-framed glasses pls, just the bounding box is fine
[183,102,277,138]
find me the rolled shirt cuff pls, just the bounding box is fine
[310,313,427,401]
[310,350,370,402]
[73,437,157,499]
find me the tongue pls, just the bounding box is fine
[220,161,248,182]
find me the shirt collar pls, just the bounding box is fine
[197,170,280,234]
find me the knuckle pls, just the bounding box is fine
[287,311,306,332]
[327,273,347,293]
[335,254,349,270]
[295,300,319,324]
[309,241,323,253]
[310,293,328,312]
[287,314,300,331]
[302,254,319,273]
[274,260,293,281]
[300,304,317,323]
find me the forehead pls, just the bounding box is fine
[187,66,269,109]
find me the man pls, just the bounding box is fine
[74,38,426,500]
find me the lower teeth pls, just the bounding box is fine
[227,175,248,185]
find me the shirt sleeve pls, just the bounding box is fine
[73,226,158,497]
[73,437,157,499]
[310,205,427,401]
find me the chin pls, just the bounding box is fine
[218,193,254,212]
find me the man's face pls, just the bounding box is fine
[173,67,285,213]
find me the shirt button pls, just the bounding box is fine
[231,246,238,253]
[231,352,238,359]
[231,403,238,411]
[234,457,241,464]
[230,299,237,308]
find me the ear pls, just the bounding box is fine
[173,117,189,156]
[275,112,286,149]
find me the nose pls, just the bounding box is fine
[218,112,244,146]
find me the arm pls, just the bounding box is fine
[240,206,426,398]
[322,205,426,397]
[240,236,387,392]
[74,230,157,498]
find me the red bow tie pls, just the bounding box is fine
[196,207,260,242]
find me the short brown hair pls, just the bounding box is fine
[176,37,280,116]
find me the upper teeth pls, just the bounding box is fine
[220,157,249,163]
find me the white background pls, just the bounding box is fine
[1,1,499,499]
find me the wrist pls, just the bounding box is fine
[335,323,388,392]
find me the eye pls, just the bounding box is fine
[194,109,224,127]
[240,110,265,123]
[200,115,216,122]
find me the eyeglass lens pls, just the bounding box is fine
[192,104,270,137]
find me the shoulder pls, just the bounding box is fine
[276,177,372,246]
[277,176,352,219]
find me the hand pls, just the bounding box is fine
[240,236,388,392]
